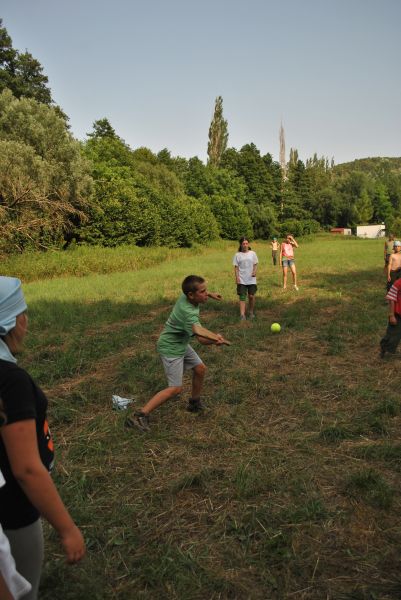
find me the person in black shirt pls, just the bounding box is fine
[0,277,85,599]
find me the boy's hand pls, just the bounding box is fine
[208,292,222,301]
[389,315,397,325]
[215,334,226,345]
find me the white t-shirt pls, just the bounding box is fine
[233,250,258,285]
[0,469,32,599]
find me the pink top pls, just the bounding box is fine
[281,242,294,259]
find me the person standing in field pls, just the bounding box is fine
[384,233,394,269]
[125,275,227,431]
[233,237,258,320]
[0,277,85,600]
[386,240,401,292]
[271,237,279,266]
[380,277,401,358]
[280,234,299,291]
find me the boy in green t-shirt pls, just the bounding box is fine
[126,275,227,431]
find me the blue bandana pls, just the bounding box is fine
[0,277,28,364]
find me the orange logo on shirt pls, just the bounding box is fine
[43,420,54,452]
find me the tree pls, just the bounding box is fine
[0,90,92,252]
[0,19,53,105]
[88,118,118,139]
[207,96,228,167]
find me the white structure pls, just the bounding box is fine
[356,224,385,239]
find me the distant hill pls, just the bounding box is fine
[333,157,401,177]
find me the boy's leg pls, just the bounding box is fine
[380,316,401,355]
[140,386,183,415]
[191,363,206,400]
[126,355,184,430]
[185,347,206,412]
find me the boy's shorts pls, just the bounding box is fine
[160,345,203,387]
[282,258,295,267]
[236,284,257,298]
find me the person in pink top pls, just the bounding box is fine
[279,234,299,290]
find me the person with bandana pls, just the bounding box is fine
[0,277,85,599]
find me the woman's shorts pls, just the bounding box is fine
[161,345,203,387]
[282,258,295,267]
[237,284,257,299]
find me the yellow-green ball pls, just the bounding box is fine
[271,322,281,333]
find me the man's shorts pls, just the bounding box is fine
[282,258,295,267]
[160,345,203,387]
[236,284,257,297]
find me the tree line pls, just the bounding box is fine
[0,19,400,254]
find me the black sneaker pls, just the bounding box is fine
[187,398,204,413]
[125,411,150,431]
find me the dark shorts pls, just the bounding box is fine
[237,284,257,297]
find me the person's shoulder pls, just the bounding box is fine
[0,361,31,387]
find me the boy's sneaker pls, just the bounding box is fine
[294,285,299,291]
[125,411,150,431]
[187,398,204,413]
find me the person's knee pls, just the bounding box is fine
[168,385,183,397]
[194,363,206,377]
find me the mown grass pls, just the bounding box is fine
[4,234,401,599]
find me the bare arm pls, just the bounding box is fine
[388,299,397,325]
[234,266,240,283]
[387,256,393,281]
[252,263,258,277]
[192,323,227,345]
[279,244,283,262]
[207,291,222,301]
[1,420,85,564]
[289,236,298,248]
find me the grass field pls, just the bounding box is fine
[9,235,401,599]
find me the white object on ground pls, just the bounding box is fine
[112,395,134,410]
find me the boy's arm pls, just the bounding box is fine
[252,261,258,277]
[234,266,240,283]
[387,256,393,280]
[207,292,222,301]
[388,299,397,325]
[192,323,228,345]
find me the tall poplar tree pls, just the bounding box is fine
[207,96,228,167]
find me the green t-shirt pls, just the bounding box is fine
[157,293,201,357]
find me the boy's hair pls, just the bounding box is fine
[182,275,205,296]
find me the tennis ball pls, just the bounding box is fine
[271,322,281,333]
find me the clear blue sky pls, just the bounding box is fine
[2,0,400,164]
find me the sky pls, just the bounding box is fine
[1,0,401,165]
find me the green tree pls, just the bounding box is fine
[0,19,52,105]
[0,90,92,252]
[207,96,228,167]
[354,189,374,223]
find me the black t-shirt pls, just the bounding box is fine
[0,359,54,530]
